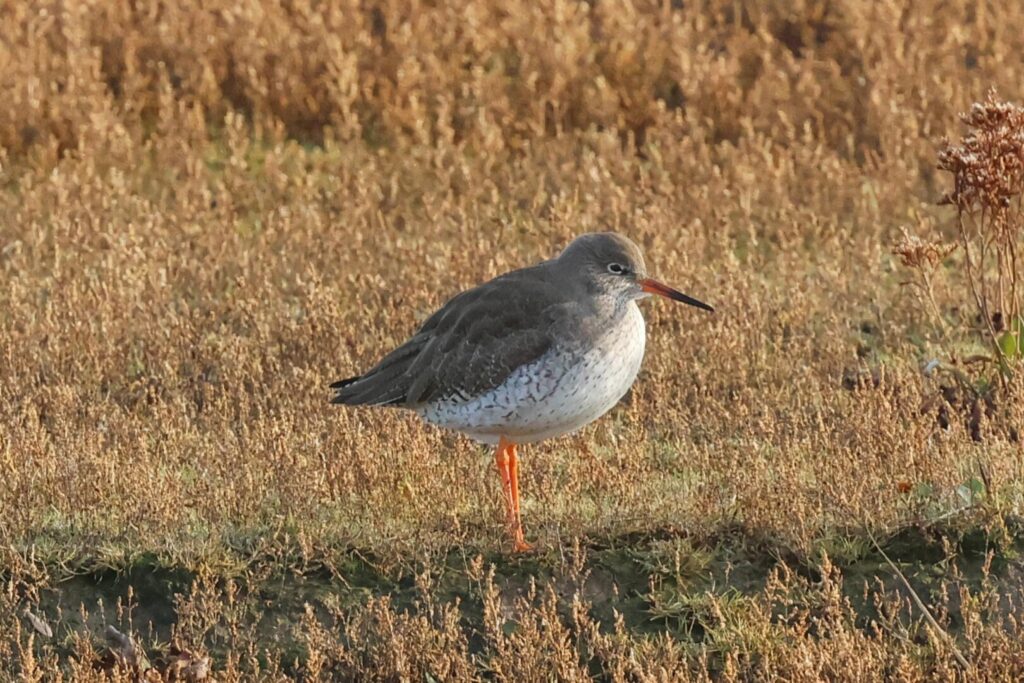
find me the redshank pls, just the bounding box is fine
[330,232,713,551]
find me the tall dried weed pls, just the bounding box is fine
[938,92,1024,360]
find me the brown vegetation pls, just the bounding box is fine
[3,0,1024,679]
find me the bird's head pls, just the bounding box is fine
[557,232,715,312]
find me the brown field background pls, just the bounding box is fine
[3,0,1024,679]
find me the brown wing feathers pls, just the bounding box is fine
[328,336,427,406]
[330,271,555,408]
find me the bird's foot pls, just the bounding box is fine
[512,538,534,553]
[511,528,534,553]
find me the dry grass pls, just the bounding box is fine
[3,0,1024,679]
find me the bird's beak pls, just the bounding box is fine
[639,278,715,312]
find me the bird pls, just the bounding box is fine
[330,232,714,552]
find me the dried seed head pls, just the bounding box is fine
[937,90,1024,218]
[892,228,956,269]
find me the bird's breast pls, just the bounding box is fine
[417,302,647,444]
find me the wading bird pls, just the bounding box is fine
[331,233,713,551]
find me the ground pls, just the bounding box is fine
[3,1,1024,680]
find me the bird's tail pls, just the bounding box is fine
[329,376,363,404]
[329,371,411,406]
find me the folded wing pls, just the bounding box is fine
[330,269,557,408]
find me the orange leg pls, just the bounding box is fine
[507,444,532,552]
[495,437,532,552]
[494,441,514,528]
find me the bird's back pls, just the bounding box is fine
[330,260,593,409]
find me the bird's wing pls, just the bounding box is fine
[330,267,560,408]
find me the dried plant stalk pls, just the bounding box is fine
[938,91,1024,362]
[892,225,956,329]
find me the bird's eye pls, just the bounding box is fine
[607,263,627,275]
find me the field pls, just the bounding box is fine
[3,0,1024,679]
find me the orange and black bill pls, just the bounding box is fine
[639,278,715,312]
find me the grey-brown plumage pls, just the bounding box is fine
[332,232,668,409]
[329,269,557,407]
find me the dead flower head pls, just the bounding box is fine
[937,90,1024,220]
[892,228,956,269]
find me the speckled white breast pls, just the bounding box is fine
[417,303,646,444]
